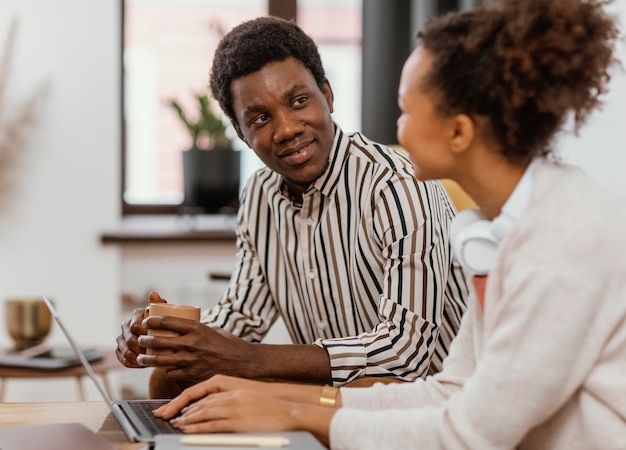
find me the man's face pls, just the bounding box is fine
[231,57,335,196]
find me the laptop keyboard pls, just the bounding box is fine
[129,401,182,435]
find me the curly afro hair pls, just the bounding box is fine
[418,0,619,164]
[209,16,327,124]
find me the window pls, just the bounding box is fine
[122,0,362,214]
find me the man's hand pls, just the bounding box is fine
[117,293,332,385]
[115,291,167,368]
[135,319,257,383]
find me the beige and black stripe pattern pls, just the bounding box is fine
[203,126,469,385]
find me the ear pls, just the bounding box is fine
[449,113,475,154]
[322,80,334,114]
[232,120,251,149]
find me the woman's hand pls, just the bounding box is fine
[169,389,300,433]
[152,374,337,445]
[154,374,324,419]
[172,389,336,446]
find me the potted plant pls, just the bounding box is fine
[168,92,240,214]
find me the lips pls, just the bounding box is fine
[279,140,314,166]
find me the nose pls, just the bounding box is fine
[273,110,304,144]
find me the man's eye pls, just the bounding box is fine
[251,114,269,125]
[293,96,307,107]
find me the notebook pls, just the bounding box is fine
[42,293,180,444]
[0,345,104,370]
[154,432,328,450]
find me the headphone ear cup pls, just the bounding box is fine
[451,209,499,275]
[449,160,541,274]
[454,220,500,275]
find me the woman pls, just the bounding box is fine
[154,0,626,448]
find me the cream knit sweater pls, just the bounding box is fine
[330,162,626,449]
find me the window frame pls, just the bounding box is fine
[120,0,297,215]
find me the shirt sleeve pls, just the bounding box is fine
[201,186,278,342]
[316,176,464,385]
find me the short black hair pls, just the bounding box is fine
[209,16,327,124]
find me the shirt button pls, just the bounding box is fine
[308,271,316,279]
[318,320,327,330]
[307,218,314,226]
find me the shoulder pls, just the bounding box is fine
[531,162,626,232]
[504,161,626,272]
[240,167,281,201]
[343,132,443,198]
[345,132,416,177]
[492,162,626,325]
[340,134,458,226]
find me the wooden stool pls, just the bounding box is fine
[0,349,120,401]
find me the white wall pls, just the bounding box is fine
[557,1,626,202]
[0,1,121,400]
[0,0,624,401]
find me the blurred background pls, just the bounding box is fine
[0,0,624,402]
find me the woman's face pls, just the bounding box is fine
[397,47,456,181]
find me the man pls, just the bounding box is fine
[116,16,468,395]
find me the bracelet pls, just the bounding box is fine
[319,385,339,408]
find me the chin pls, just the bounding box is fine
[288,176,318,189]
[294,162,328,185]
[286,171,322,189]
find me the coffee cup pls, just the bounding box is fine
[143,303,201,355]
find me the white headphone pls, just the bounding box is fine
[451,158,543,275]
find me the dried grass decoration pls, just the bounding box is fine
[0,18,49,208]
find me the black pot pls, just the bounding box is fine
[182,145,241,214]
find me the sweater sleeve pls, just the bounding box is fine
[338,298,478,411]
[330,220,619,449]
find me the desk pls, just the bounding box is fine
[0,350,120,401]
[1,401,146,450]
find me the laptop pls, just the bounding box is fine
[43,294,327,449]
[42,293,180,443]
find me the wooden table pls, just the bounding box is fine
[0,401,147,450]
[0,350,121,401]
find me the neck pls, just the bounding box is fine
[284,180,308,205]
[455,155,528,220]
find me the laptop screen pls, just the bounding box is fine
[41,293,115,406]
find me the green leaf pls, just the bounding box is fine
[166,92,231,149]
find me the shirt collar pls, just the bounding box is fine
[311,124,349,198]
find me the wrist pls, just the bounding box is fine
[239,341,259,378]
[319,385,339,408]
[290,403,334,446]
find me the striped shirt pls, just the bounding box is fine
[203,126,469,386]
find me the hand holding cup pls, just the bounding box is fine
[143,302,201,355]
